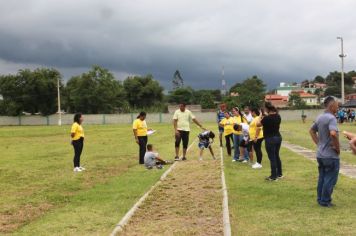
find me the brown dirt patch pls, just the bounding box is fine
[0,202,53,234]
[120,145,223,236]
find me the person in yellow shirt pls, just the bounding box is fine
[219,111,235,156]
[173,103,205,161]
[249,108,264,169]
[71,113,85,172]
[231,107,247,161]
[133,111,151,164]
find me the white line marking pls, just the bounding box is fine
[220,147,232,236]
[110,139,197,236]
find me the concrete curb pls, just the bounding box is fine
[220,147,232,236]
[110,139,197,236]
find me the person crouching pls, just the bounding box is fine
[198,130,216,161]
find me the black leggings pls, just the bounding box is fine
[72,137,84,168]
[225,134,234,156]
[252,138,264,164]
[175,131,190,149]
[138,136,148,164]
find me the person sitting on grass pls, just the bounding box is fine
[144,144,169,169]
[198,130,216,161]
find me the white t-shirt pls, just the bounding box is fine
[244,113,253,124]
[144,151,159,167]
[240,123,250,141]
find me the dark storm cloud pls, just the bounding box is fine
[1,0,356,89]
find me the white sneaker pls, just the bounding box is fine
[232,159,237,162]
[79,166,86,171]
[242,160,248,163]
[199,157,203,161]
[252,163,262,169]
[73,167,82,172]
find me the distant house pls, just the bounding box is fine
[352,77,356,89]
[276,82,300,96]
[346,93,356,101]
[265,94,289,108]
[301,82,327,94]
[291,90,319,106]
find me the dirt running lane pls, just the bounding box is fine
[120,144,223,236]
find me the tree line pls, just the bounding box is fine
[1,64,351,116]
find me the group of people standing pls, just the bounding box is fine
[68,101,283,182]
[336,108,356,123]
[217,103,283,181]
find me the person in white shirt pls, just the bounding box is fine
[243,106,254,124]
[234,123,253,163]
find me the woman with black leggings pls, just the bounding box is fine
[219,111,235,156]
[71,113,85,172]
[133,111,149,164]
[250,108,264,169]
[259,103,283,181]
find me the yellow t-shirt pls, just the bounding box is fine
[71,122,84,141]
[220,117,235,136]
[249,116,263,139]
[173,109,196,131]
[132,119,148,136]
[232,116,246,135]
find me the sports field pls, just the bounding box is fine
[1,121,356,235]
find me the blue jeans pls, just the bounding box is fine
[265,136,282,178]
[233,134,241,160]
[317,158,339,205]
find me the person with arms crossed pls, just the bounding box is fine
[173,103,205,161]
[258,102,283,181]
[309,96,340,207]
[71,113,85,172]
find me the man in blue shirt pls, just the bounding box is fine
[309,96,340,207]
[217,103,227,147]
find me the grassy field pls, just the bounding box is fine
[281,120,356,165]
[2,121,356,235]
[0,124,180,235]
[224,145,356,235]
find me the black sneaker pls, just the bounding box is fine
[265,176,278,181]
[182,157,187,161]
[174,156,180,161]
[319,202,335,208]
[277,175,284,179]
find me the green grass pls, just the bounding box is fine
[3,121,356,235]
[224,145,356,235]
[0,124,180,235]
[281,120,356,165]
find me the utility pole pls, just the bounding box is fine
[337,36,346,104]
[221,66,226,96]
[57,77,62,126]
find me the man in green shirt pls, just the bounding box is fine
[173,103,205,161]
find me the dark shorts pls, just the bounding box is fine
[175,130,190,149]
[240,139,252,152]
[218,126,224,133]
[198,141,210,150]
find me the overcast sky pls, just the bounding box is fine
[1,0,356,90]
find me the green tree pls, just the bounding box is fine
[229,75,266,108]
[0,68,62,116]
[288,94,307,109]
[168,87,194,104]
[64,65,127,113]
[313,75,325,83]
[123,74,164,108]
